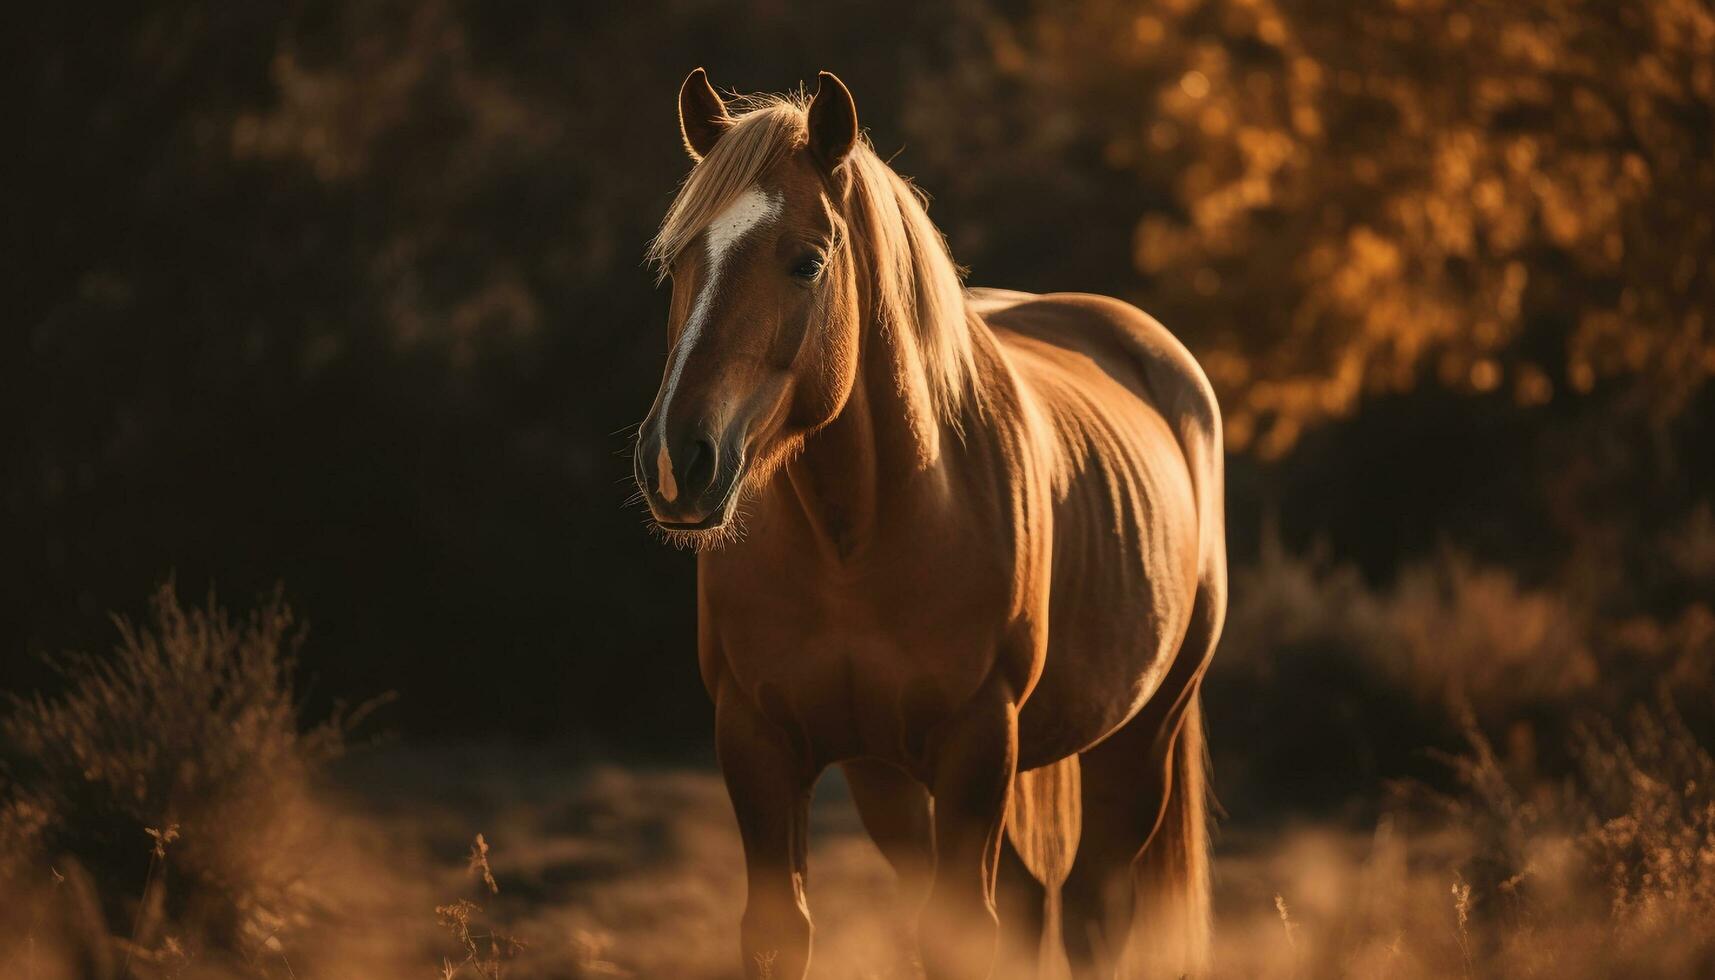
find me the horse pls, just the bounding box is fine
[632,69,1227,980]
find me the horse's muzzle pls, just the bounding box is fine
[634,421,743,530]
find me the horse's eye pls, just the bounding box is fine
[790,255,824,281]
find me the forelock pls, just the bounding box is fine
[647,95,809,281]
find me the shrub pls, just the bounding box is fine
[0,581,376,974]
[1209,529,1715,817]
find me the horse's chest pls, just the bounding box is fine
[702,568,1009,767]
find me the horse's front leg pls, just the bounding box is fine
[716,674,815,980]
[921,677,1019,980]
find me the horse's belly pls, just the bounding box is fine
[1016,412,1201,769]
[1017,595,1180,769]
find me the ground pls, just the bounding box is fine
[317,741,1470,980]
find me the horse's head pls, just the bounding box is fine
[635,70,864,539]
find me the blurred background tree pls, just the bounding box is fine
[8,0,1712,787]
[913,0,1715,453]
[905,0,1715,577]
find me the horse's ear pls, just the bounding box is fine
[679,67,732,161]
[807,71,858,171]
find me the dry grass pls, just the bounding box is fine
[1213,695,1715,979]
[7,735,1714,979]
[310,718,1713,980]
[1205,529,1715,979]
[4,557,1714,978]
[435,834,525,979]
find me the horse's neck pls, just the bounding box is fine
[778,299,975,559]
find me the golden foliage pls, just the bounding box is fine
[920,0,1715,453]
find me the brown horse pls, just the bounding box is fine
[633,69,1227,980]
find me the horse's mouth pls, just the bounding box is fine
[655,512,729,532]
[646,456,746,537]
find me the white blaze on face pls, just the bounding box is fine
[655,443,678,503]
[655,186,783,503]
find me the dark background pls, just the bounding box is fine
[9,1,1713,809]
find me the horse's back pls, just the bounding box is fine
[971,288,1214,430]
[971,287,1225,763]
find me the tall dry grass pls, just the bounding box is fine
[1212,695,1715,979]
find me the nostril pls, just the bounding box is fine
[682,434,719,497]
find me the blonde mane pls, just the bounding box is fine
[647,93,977,425]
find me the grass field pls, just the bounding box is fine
[4,570,1713,979]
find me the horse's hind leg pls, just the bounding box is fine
[1062,701,1203,980]
[1064,585,1222,978]
[1060,709,1168,977]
